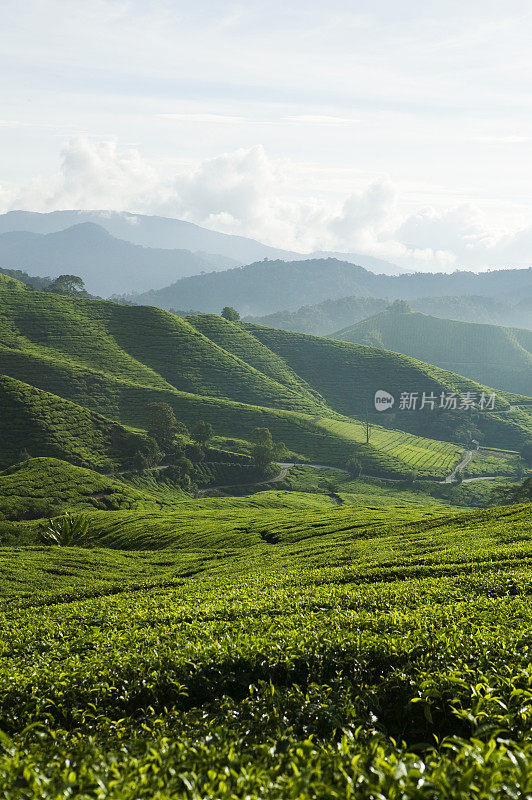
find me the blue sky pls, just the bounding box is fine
[2,0,532,268]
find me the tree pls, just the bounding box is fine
[191,421,214,445]
[131,437,161,471]
[221,306,240,322]
[490,476,532,505]
[47,274,86,296]
[251,443,275,470]
[386,299,411,313]
[250,427,273,446]
[250,427,287,472]
[145,402,178,450]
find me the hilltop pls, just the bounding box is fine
[331,308,532,395]
[128,258,532,316]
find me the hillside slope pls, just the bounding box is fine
[129,258,532,315]
[0,286,528,476]
[331,310,532,395]
[0,375,153,471]
[246,294,532,335]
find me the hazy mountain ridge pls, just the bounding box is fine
[128,258,532,316]
[0,210,409,278]
[0,223,241,295]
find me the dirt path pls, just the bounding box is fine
[443,449,473,483]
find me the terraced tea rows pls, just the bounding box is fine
[0,503,531,798]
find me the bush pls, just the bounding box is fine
[39,513,92,546]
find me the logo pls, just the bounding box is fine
[374,390,395,411]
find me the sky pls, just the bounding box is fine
[2,0,532,270]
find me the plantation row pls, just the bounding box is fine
[0,504,531,797]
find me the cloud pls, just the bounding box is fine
[285,115,361,125]
[3,137,532,271]
[156,113,249,124]
[472,135,529,144]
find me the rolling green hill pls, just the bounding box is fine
[0,375,153,471]
[246,293,532,335]
[331,309,532,395]
[0,286,529,478]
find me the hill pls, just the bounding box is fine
[129,258,532,316]
[0,284,529,476]
[246,294,532,335]
[331,309,532,395]
[0,223,243,296]
[0,374,154,471]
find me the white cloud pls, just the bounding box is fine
[472,135,529,144]
[285,115,361,125]
[156,113,249,124]
[3,137,532,272]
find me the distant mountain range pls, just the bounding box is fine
[0,210,406,282]
[0,223,240,296]
[246,294,532,335]
[331,308,532,396]
[127,258,532,316]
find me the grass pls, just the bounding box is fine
[317,417,461,477]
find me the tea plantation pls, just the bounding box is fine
[1,282,532,797]
[0,500,531,798]
[1,285,530,477]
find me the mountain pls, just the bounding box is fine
[0,223,242,296]
[0,210,404,275]
[309,250,409,275]
[246,294,532,336]
[1,282,529,478]
[0,210,300,264]
[129,258,532,316]
[331,309,532,396]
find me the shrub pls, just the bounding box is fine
[39,513,92,546]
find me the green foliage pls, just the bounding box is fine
[0,287,528,479]
[521,441,532,466]
[387,298,411,312]
[0,503,531,797]
[46,274,86,296]
[221,305,240,321]
[39,513,91,546]
[145,401,178,449]
[249,427,286,471]
[192,420,214,445]
[490,477,532,505]
[345,456,362,476]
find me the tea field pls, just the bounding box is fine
[0,500,531,798]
